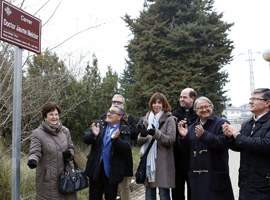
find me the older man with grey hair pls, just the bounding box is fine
[100,94,138,200]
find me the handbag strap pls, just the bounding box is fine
[143,121,165,156]
[63,159,79,173]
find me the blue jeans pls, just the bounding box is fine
[145,187,171,200]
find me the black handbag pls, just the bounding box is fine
[135,138,155,184]
[59,159,89,194]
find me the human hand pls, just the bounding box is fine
[137,123,147,137]
[62,150,72,160]
[27,159,37,169]
[177,120,188,137]
[147,124,156,136]
[222,122,232,137]
[91,122,100,137]
[222,122,240,138]
[112,129,120,139]
[195,124,204,138]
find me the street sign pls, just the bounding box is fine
[0,0,41,54]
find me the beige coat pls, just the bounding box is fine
[28,122,77,200]
[137,111,176,188]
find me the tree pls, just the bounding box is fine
[0,42,14,144]
[99,65,119,112]
[122,0,234,116]
[15,50,83,150]
[62,54,103,143]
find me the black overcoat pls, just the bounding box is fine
[228,111,270,200]
[179,114,234,200]
[83,119,133,184]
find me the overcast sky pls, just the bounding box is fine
[21,0,270,107]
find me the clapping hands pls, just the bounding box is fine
[137,123,148,137]
[147,124,156,136]
[137,124,156,137]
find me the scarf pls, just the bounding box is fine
[145,110,163,182]
[42,120,62,136]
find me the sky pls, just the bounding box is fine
[20,0,270,107]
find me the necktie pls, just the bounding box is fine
[106,126,114,143]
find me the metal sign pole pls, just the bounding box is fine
[12,46,22,200]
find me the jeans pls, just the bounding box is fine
[145,187,171,200]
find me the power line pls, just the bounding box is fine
[246,49,255,93]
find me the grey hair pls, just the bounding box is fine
[112,94,126,104]
[193,96,214,110]
[111,105,126,116]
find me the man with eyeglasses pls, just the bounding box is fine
[83,105,133,200]
[110,94,138,141]
[177,96,234,200]
[222,88,270,200]
[110,94,138,200]
[98,94,137,200]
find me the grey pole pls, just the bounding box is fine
[12,46,23,200]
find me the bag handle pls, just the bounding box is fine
[63,159,79,173]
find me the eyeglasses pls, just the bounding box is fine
[111,101,123,105]
[249,97,268,101]
[107,110,121,115]
[195,105,212,110]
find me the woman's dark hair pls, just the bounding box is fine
[148,92,172,112]
[41,102,61,119]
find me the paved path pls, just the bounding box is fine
[130,150,240,200]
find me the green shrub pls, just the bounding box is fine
[21,153,36,200]
[0,152,12,199]
[0,142,140,200]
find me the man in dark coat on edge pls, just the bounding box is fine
[223,88,270,200]
[172,88,198,200]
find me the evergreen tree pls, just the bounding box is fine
[99,66,119,114]
[63,54,102,143]
[122,0,234,116]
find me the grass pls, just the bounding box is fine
[0,142,141,200]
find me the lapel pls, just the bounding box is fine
[251,123,262,136]
[99,122,106,141]
[250,112,270,136]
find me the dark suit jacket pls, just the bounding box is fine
[83,119,133,184]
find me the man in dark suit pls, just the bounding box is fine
[223,88,270,200]
[83,105,133,200]
[100,94,137,200]
[172,88,198,200]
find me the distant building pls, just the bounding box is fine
[223,104,251,124]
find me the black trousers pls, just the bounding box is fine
[171,169,191,200]
[89,163,118,200]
